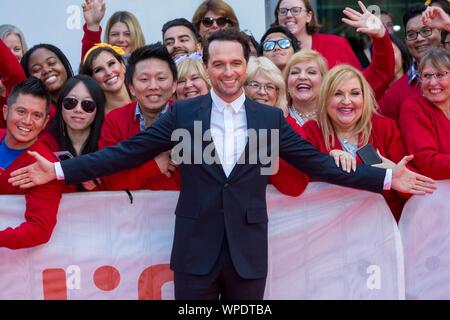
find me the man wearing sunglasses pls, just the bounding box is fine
[0,77,62,249]
[9,29,437,300]
[379,4,442,123]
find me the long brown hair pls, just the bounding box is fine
[192,0,240,31]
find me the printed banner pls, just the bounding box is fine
[399,180,450,300]
[0,183,404,299]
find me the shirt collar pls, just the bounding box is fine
[211,88,246,113]
[407,60,420,85]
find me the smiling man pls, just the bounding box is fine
[0,77,62,249]
[162,18,203,60]
[9,29,436,300]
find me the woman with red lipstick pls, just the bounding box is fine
[175,55,211,100]
[399,48,450,180]
[80,45,132,115]
[302,65,408,221]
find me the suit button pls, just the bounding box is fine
[224,183,229,188]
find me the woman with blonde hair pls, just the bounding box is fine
[245,56,309,197]
[175,55,211,100]
[303,65,408,221]
[81,0,145,60]
[192,0,240,42]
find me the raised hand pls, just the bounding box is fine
[82,0,106,31]
[422,6,450,32]
[329,149,356,173]
[8,151,57,189]
[391,155,436,195]
[342,1,385,38]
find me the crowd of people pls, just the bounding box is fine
[0,0,449,300]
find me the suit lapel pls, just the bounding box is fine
[228,98,259,181]
[197,94,227,181]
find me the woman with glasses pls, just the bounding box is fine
[259,26,300,72]
[81,0,145,61]
[303,65,408,221]
[399,48,450,180]
[175,54,211,100]
[80,45,132,115]
[245,56,309,197]
[192,0,239,42]
[273,0,361,69]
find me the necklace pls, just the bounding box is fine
[289,106,317,126]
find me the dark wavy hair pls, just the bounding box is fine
[259,25,301,56]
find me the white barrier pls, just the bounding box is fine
[0,183,404,300]
[399,180,450,300]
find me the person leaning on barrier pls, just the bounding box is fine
[8,29,436,300]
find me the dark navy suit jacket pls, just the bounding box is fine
[61,93,386,279]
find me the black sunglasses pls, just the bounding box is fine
[62,97,96,113]
[262,38,292,52]
[201,17,230,28]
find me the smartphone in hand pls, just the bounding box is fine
[356,144,382,165]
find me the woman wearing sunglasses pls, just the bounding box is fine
[41,75,105,192]
[192,0,239,42]
[259,26,300,72]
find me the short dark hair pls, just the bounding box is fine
[52,75,105,157]
[442,30,449,45]
[7,76,51,115]
[21,43,73,80]
[203,28,250,65]
[429,0,450,14]
[126,43,178,84]
[162,18,201,43]
[403,4,427,30]
[259,25,301,56]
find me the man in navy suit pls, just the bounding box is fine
[9,29,435,300]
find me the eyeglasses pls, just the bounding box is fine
[443,41,450,48]
[420,71,449,81]
[262,38,292,51]
[62,97,97,113]
[246,81,278,93]
[201,17,230,28]
[278,7,306,16]
[406,27,433,41]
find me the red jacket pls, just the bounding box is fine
[378,73,422,123]
[0,39,26,128]
[0,130,62,249]
[81,23,102,62]
[302,115,408,221]
[312,33,361,70]
[98,101,180,190]
[399,96,450,180]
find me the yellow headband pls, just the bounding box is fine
[425,0,450,5]
[83,43,126,64]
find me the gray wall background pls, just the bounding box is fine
[0,0,270,71]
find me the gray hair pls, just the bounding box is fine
[0,24,28,53]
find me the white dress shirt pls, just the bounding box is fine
[210,88,247,177]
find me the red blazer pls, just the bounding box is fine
[399,96,450,180]
[378,73,422,123]
[361,31,395,101]
[98,101,180,191]
[302,115,408,221]
[0,130,62,249]
[312,33,361,70]
[0,39,26,128]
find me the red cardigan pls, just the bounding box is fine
[378,73,422,123]
[302,115,408,221]
[0,130,62,249]
[399,96,450,180]
[0,39,26,128]
[312,33,361,70]
[98,101,180,191]
[81,23,102,62]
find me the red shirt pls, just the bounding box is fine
[0,130,62,249]
[399,96,450,180]
[98,101,180,191]
[312,33,361,70]
[302,115,408,221]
